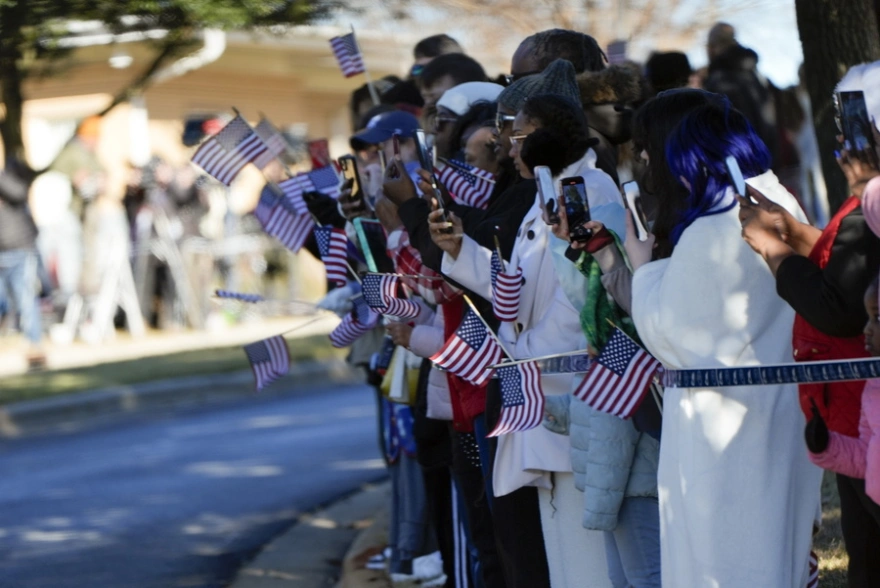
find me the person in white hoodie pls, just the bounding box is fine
[430,90,623,587]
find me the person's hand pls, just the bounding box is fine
[623,211,655,270]
[386,322,413,348]
[837,144,880,198]
[736,186,794,242]
[416,168,451,206]
[428,203,463,259]
[383,158,418,205]
[374,196,402,232]
[569,221,610,252]
[804,399,829,454]
[338,179,368,221]
[548,195,568,240]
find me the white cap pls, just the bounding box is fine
[436,82,505,116]
[836,60,880,123]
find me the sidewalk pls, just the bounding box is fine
[0,314,339,378]
[230,481,391,588]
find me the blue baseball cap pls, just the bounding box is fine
[350,110,421,148]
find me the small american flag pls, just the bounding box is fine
[437,160,495,209]
[215,290,264,303]
[807,551,818,588]
[280,167,340,202]
[431,310,503,385]
[192,115,268,185]
[244,335,290,391]
[329,310,377,348]
[362,274,420,319]
[573,328,661,418]
[278,175,314,211]
[253,118,288,169]
[314,226,349,287]
[254,187,279,227]
[490,250,522,323]
[488,361,544,437]
[330,32,366,78]
[259,192,315,254]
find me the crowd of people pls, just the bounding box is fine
[299,24,880,588]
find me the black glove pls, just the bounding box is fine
[804,399,829,454]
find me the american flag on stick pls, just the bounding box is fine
[192,115,268,185]
[362,274,419,319]
[488,361,544,437]
[329,299,378,348]
[314,226,350,287]
[490,250,522,322]
[573,328,661,418]
[431,310,503,385]
[253,118,288,169]
[279,167,340,202]
[244,335,290,391]
[330,32,366,78]
[255,188,315,254]
[437,159,495,209]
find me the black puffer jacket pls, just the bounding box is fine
[0,162,38,251]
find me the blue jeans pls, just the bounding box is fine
[0,249,42,344]
[604,496,661,588]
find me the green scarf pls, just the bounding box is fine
[573,232,641,351]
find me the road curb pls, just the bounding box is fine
[230,479,390,588]
[0,358,361,438]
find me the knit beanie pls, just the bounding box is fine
[497,59,580,112]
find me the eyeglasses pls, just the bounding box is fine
[510,134,530,147]
[432,116,458,133]
[495,112,516,133]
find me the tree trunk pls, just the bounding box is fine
[796,0,880,212]
[0,5,27,162]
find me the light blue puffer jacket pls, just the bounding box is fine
[544,393,660,531]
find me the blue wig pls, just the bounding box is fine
[664,99,771,244]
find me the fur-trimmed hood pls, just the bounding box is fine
[576,64,644,106]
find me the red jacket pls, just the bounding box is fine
[791,196,867,437]
[442,296,487,432]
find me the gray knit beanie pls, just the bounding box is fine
[498,59,580,112]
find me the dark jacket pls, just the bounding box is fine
[0,164,38,251]
[777,197,880,437]
[705,43,778,166]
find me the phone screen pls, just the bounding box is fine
[724,155,746,197]
[623,181,649,241]
[339,156,365,210]
[838,91,875,153]
[561,178,589,226]
[414,129,434,176]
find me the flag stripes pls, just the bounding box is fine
[314,226,350,287]
[244,335,290,391]
[362,274,420,319]
[192,115,268,185]
[437,160,494,209]
[330,33,366,78]
[488,361,544,437]
[431,310,503,385]
[490,250,522,322]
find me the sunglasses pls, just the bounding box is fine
[510,134,530,147]
[495,111,516,133]
[432,116,459,133]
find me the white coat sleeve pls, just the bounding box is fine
[441,234,493,301]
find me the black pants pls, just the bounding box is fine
[837,473,880,588]
[483,380,551,588]
[453,429,506,588]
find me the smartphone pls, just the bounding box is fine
[623,181,649,242]
[392,133,401,157]
[560,176,591,242]
[415,128,450,231]
[836,91,876,153]
[535,165,559,225]
[724,155,747,198]
[338,155,367,211]
[353,218,395,273]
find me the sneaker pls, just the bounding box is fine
[366,547,391,570]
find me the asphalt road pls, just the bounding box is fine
[0,382,383,588]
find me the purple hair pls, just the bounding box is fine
[664,99,771,244]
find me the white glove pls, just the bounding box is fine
[316,283,355,317]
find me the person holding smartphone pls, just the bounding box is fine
[431,88,627,588]
[632,98,820,588]
[740,62,880,587]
